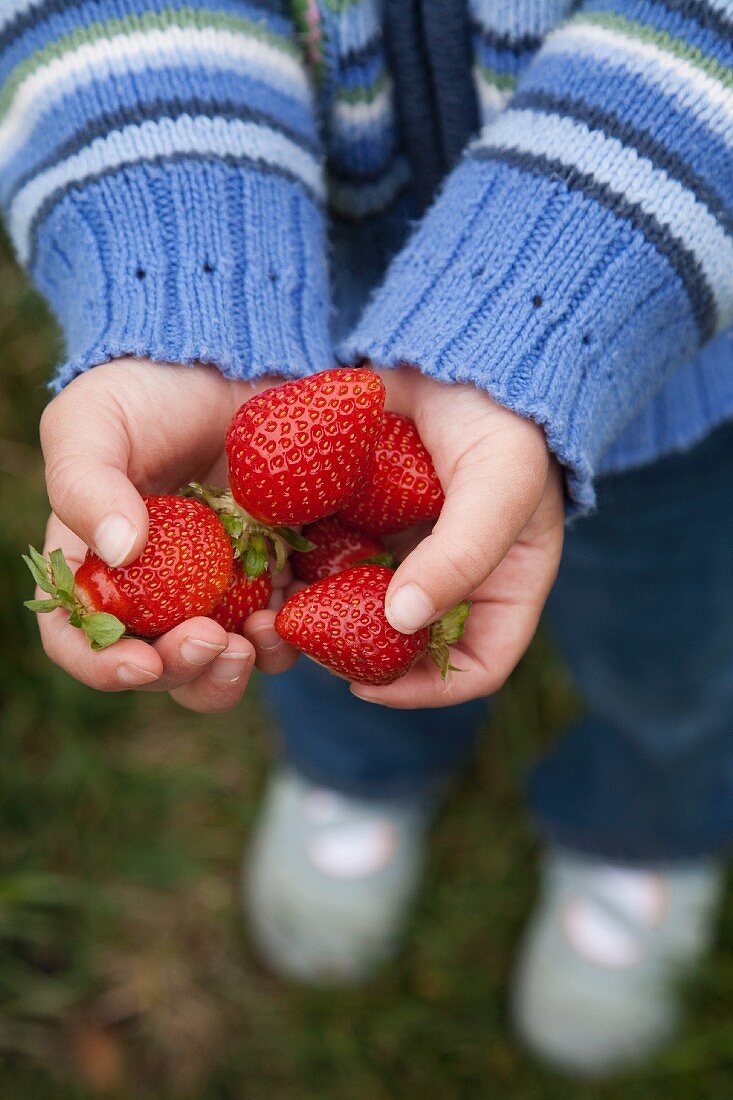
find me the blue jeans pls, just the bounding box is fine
[262,423,733,862]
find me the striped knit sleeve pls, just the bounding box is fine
[342,0,733,512]
[0,1,331,390]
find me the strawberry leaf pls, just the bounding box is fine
[434,601,472,646]
[22,547,56,595]
[24,597,64,613]
[356,552,396,569]
[80,613,126,650]
[275,527,316,553]
[272,537,288,575]
[219,513,243,539]
[244,534,269,580]
[49,547,75,597]
[428,601,472,680]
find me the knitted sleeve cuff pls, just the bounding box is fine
[340,155,702,513]
[31,159,331,391]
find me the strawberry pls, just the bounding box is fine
[24,496,233,648]
[275,564,470,686]
[339,412,444,535]
[186,368,386,579]
[226,367,385,526]
[209,561,272,632]
[291,516,390,583]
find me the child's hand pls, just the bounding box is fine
[350,367,564,708]
[36,358,297,710]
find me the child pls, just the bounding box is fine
[9,0,733,1074]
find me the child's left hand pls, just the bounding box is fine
[349,366,565,708]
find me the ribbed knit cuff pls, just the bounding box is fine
[32,160,332,391]
[341,157,700,513]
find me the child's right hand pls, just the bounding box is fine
[35,358,298,711]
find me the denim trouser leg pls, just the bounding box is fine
[531,424,733,862]
[261,657,486,798]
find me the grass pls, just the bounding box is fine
[1,235,733,1098]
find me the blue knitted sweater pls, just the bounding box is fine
[2,0,732,511]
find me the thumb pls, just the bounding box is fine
[384,431,549,632]
[40,385,149,566]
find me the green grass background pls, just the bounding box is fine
[1,236,732,1098]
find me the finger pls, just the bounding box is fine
[268,587,286,613]
[352,656,470,709]
[355,483,564,708]
[32,516,162,689]
[169,635,255,713]
[37,605,163,690]
[270,561,294,591]
[38,519,240,692]
[242,610,299,675]
[351,586,544,709]
[41,382,149,566]
[144,616,230,690]
[267,576,305,614]
[384,426,549,634]
[43,511,87,563]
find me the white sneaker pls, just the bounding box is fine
[245,768,432,985]
[512,848,723,1075]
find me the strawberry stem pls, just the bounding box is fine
[182,482,315,578]
[22,546,125,650]
[428,601,472,680]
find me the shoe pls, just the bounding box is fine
[245,767,432,985]
[512,848,723,1075]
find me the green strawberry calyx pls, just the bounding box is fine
[428,601,472,680]
[182,483,315,579]
[355,551,397,569]
[22,546,125,650]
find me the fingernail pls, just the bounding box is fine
[350,687,384,705]
[210,651,252,684]
[94,514,138,567]
[180,638,226,666]
[117,662,159,686]
[251,625,281,652]
[385,584,434,633]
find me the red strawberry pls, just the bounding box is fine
[209,561,272,632]
[226,367,385,527]
[24,496,233,648]
[275,564,470,686]
[339,412,444,535]
[291,516,389,583]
